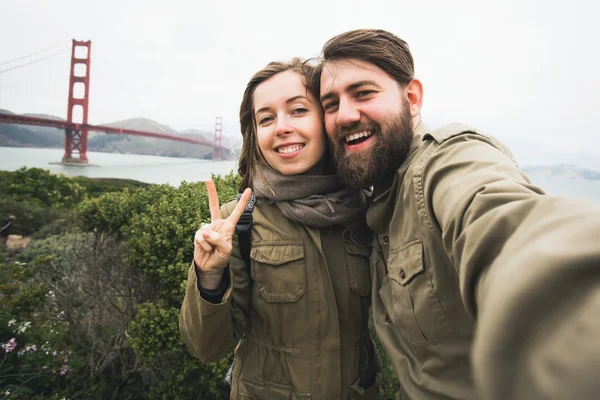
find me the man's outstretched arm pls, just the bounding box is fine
[422,133,600,400]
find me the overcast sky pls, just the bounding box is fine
[1,0,599,161]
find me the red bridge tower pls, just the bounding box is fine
[213,116,223,161]
[62,40,91,164]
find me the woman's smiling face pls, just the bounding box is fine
[253,70,326,175]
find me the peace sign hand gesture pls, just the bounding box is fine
[193,179,252,289]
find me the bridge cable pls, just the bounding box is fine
[0,48,71,75]
[95,46,167,134]
[0,41,71,67]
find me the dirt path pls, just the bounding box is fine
[6,234,31,250]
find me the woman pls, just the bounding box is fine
[179,59,380,399]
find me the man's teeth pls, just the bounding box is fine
[345,131,373,143]
[277,144,303,154]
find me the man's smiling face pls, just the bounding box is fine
[319,58,415,188]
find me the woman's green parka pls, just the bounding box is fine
[180,200,381,399]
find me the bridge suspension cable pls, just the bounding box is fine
[0,41,70,67]
[93,46,164,133]
[0,48,71,75]
[96,48,151,114]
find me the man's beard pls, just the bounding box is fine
[332,105,414,189]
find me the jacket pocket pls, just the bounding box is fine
[345,241,372,297]
[385,240,455,346]
[251,241,306,303]
[239,376,311,400]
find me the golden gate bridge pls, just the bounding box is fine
[0,40,230,164]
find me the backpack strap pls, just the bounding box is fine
[225,193,256,388]
[235,192,256,271]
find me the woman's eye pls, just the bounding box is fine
[258,116,274,126]
[292,107,308,115]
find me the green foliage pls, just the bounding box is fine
[0,259,78,399]
[211,170,243,204]
[76,190,134,236]
[71,176,150,198]
[77,184,177,237]
[1,168,403,399]
[2,234,146,399]
[30,217,78,240]
[0,167,150,237]
[127,302,182,360]
[20,232,79,262]
[124,182,209,303]
[0,196,73,237]
[0,260,47,332]
[0,167,85,209]
[369,316,402,399]
[72,174,240,397]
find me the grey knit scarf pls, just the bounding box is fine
[252,164,365,228]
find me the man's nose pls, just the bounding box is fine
[336,98,361,127]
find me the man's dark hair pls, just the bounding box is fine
[311,29,415,92]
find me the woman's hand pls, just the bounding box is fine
[193,179,251,288]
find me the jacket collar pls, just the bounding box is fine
[366,122,430,233]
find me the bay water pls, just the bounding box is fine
[1,146,599,202]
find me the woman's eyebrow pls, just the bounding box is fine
[256,95,310,114]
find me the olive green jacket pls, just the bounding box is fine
[369,122,600,399]
[180,200,381,399]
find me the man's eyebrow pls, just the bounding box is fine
[320,92,336,104]
[347,80,380,91]
[320,80,380,103]
[255,95,310,116]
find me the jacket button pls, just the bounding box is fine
[383,235,389,244]
[385,316,392,324]
[400,269,406,279]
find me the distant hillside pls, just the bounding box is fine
[181,128,243,151]
[22,113,66,143]
[0,109,63,147]
[24,113,65,121]
[0,110,242,159]
[86,117,214,159]
[522,164,600,181]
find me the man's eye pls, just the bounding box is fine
[323,101,338,111]
[356,90,373,98]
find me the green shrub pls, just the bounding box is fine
[124,181,208,303]
[1,169,404,399]
[76,184,177,237]
[0,197,73,237]
[71,176,150,197]
[0,167,85,208]
[127,302,182,360]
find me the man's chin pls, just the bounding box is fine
[336,157,380,189]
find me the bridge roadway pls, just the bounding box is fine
[0,113,229,150]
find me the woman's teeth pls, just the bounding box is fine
[277,144,304,154]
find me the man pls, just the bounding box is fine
[313,29,600,399]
